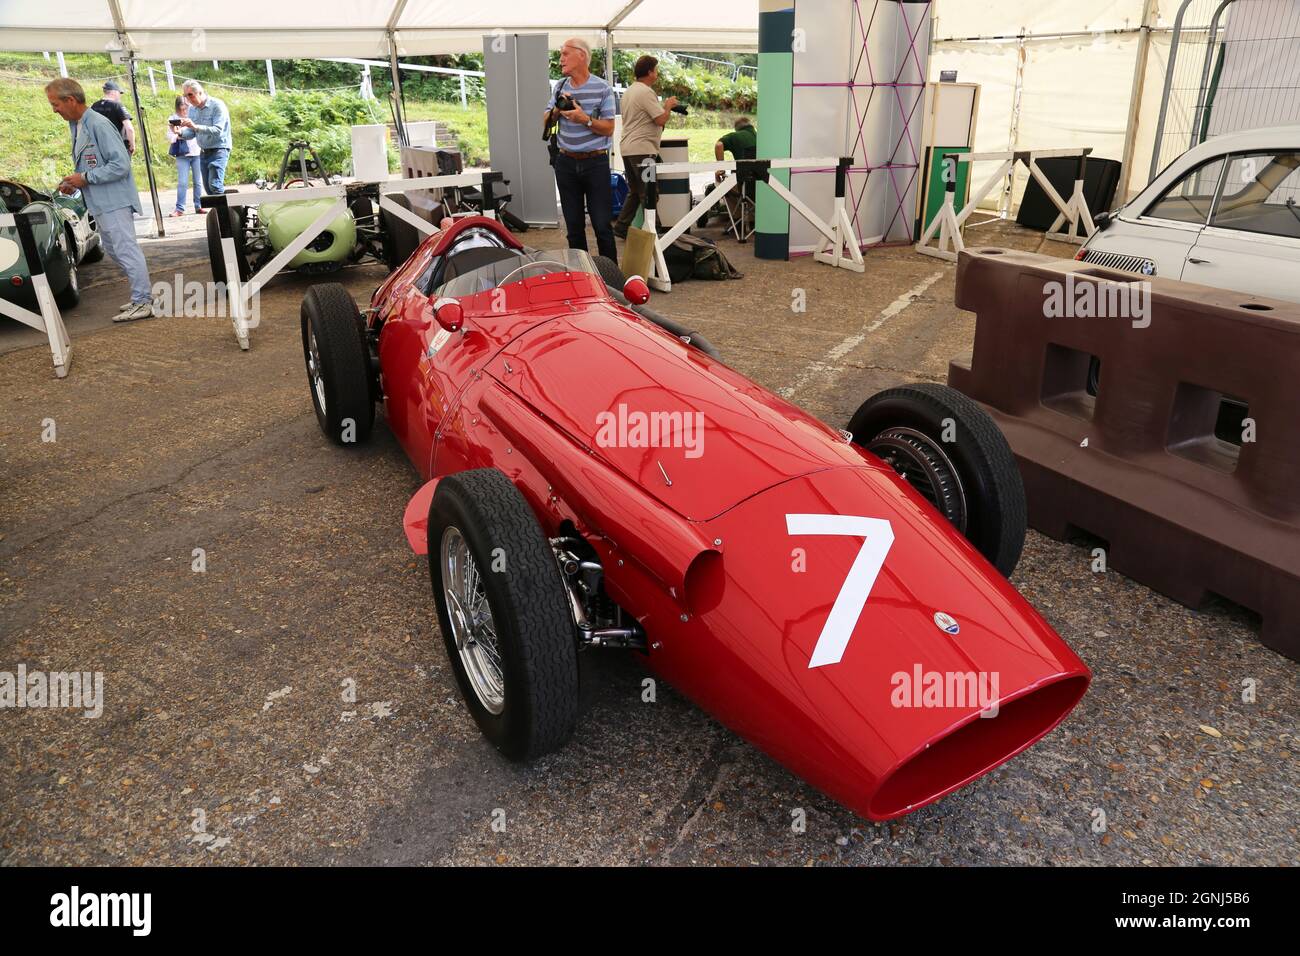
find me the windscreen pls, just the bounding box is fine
[437,247,599,298]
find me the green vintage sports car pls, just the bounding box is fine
[205,141,420,285]
[1,179,103,312]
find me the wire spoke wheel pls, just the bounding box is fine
[867,426,968,533]
[847,384,1027,576]
[441,525,505,715]
[306,326,326,414]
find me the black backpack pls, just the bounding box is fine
[663,233,743,283]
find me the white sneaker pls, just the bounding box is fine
[113,301,156,322]
[117,301,134,312]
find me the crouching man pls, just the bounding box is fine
[45,78,156,321]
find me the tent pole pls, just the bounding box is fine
[388,31,408,147]
[605,29,614,86]
[127,54,165,237]
[1118,0,1159,203]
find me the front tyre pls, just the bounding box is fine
[848,383,1027,576]
[299,284,373,445]
[428,469,579,761]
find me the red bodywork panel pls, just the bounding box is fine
[378,218,1090,820]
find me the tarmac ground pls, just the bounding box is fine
[1,209,1296,865]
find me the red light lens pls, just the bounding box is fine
[9,275,22,286]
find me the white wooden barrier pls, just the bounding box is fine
[202,171,504,350]
[640,156,863,292]
[0,210,72,378]
[916,147,1097,262]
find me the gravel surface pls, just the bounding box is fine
[1,217,1296,866]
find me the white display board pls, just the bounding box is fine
[483,32,559,226]
[350,124,390,181]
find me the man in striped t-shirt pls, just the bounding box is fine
[543,38,618,261]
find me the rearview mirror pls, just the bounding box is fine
[623,275,650,305]
[433,297,464,332]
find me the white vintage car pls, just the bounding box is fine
[1078,126,1300,302]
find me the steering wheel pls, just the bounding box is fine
[0,180,34,211]
[495,260,570,287]
[1285,197,1300,227]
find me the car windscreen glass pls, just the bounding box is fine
[436,248,598,298]
[1210,152,1300,239]
[1144,157,1225,224]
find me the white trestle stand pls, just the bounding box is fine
[916,147,1097,262]
[640,157,863,292]
[200,170,505,350]
[0,210,72,378]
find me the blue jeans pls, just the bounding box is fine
[176,154,204,212]
[554,152,616,261]
[200,148,229,195]
[95,205,153,303]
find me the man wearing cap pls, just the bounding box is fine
[90,80,136,155]
[177,80,233,195]
[45,78,156,322]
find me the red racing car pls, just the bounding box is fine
[299,215,1089,821]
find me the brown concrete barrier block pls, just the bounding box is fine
[949,247,1300,661]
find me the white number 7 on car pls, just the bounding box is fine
[786,513,894,668]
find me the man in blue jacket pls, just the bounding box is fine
[177,80,232,195]
[45,78,156,322]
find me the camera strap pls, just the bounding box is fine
[546,77,568,164]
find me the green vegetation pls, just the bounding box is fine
[238,90,392,183]
[408,101,747,166]
[1,51,755,190]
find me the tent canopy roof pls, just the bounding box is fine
[0,0,759,57]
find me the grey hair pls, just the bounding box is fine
[182,79,205,96]
[45,78,86,103]
[564,37,591,62]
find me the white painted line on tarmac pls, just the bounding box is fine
[778,270,946,400]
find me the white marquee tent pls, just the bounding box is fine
[0,1,759,57]
[4,1,1295,212]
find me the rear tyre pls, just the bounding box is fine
[299,283,374,445]
[205,206,251,283]
[380,193,420,270]
[428,468,579,761]
[82,228,105,263]
[54,228,80,310]
[847,383,1026,576]
[348,194,374,226]
[593,254,625,291]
